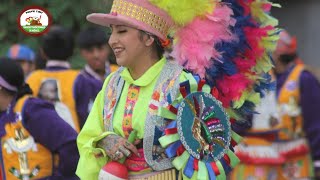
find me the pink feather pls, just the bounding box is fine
[262,3,272,11]
[243,27,265,63]
[207,0,278,111]
[216,74,251,107]
[238,0,251,16]
[172,4,237,77]
[233,57,255,73]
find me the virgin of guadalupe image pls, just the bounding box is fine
[38,79,76,129]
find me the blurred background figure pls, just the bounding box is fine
[305,65,320,83]
[0,57,79,180]
[273,30,301,73]
[273,30,320,179]
[74,26,117,128]
[275,30,320,84]
[230,30,320,179]
[26,25,81,132]
[77,26,117,81]
[34,49,47,70]
[6,44,35,78]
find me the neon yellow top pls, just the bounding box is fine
[76,58,192,179]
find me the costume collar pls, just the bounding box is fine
[84,61,111,81]
[84,65,103,81]
[120,57,166,86]
[46,60,71,69]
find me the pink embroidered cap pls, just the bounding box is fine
[86,0,174,40]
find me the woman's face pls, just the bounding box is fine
[108,25,149,68]
[0,86,15,112]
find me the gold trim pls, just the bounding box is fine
[111,0,170,37]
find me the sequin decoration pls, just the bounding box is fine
[158,78,241,179]
[111,0,171,37]
[177,92,230,162]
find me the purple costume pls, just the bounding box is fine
[35,61,112,130]
[276,64,320,162]
[0,98,79,180]
[74,65,105,129]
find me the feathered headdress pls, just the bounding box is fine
[151,0,280,179]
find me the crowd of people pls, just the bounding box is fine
[0,25,117,179]
[0,0,320,180]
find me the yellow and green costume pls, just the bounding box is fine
[76,58,194,179]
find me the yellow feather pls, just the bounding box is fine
[250,0,281,27]
[149,0,218,26]
[233,91,261,109]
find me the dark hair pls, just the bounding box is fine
[35,50,47,70]
[139,31,164,59]
[0,57,33,99]
[77,26,109,49]
[279,53,298,65]
[41,26,74,61]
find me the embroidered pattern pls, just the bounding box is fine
[143,61,183,171]
[111,0,171,37]
[278,65,304,140]
[103,61,183,171]
[149,73,179,115]
[103,68,124,131]
[125,149,150,172]
[104,91,114,127]
[283,160,303,178]
[123,85,140,137]
[149,91,160,112]
[104,84,116,126]
[4,128,40,179]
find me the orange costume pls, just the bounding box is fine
[230,65,314,180]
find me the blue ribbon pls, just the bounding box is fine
[180,80,191,94]
[167,120,177,129]
[183,156,195,178]
[165,141,182,158]
[220,158,232,174]
[206,162,216,180]
[167,93,172,104]
[193,75,201,83]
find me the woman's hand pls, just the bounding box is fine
[97,134,138,161]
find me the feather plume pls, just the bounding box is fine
[172,4,237,77]
[149,0,217,26]
[216,74,251,107]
